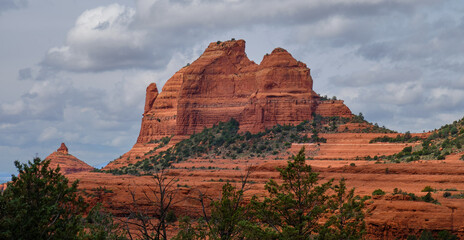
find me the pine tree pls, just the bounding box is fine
[318,178,368,240]
[0,158,88,240]
[207,182,249,239]
[250,148,332,239]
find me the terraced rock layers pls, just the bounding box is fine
[114,39,353,166]
[141,40,352,141]
[45,143,94,174]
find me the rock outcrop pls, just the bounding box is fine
[112,39,353,166]
[314,100,352,117]
[45,143,94,174]
[57,142,69,154]
[140,39,352,141]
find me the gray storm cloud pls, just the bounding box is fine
[0,0,27,15]
[40,0,444,73]
[1,0,463,174]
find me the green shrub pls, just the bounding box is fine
[421,192,434,203]
[419,230,434,240]
[372,189,386,196]
[421,186,435,192]
[166,210,177,223]
[437,230,458,240]
[403,146,413,153]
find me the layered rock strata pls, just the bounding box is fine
[45,143,94,174]
[139,39,352,142]
[112,39,353,167]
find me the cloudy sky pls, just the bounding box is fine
[1,0,463,177]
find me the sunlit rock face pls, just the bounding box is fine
[138,39,353,143]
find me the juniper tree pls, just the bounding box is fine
[249,148,332,239]
[0,158,87,240]
[318,179,368,240]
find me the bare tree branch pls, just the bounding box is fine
[122,168,182,240]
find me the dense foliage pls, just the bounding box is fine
[106,118,324,175]
[0,158,88,239]
[372,117,464,163]
[0,158,126,240]
[319,179,368,240]
[248,149,333,239]
[369,131,421,143]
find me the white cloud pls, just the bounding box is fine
[1,100,25,115]
[42,4,149,72]
[2,0,464,175]
[38,126,80,142]
[301,16,356,39]
[39,0,444,73]
[330,66,422,87]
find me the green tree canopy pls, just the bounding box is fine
[250,148,332,239]
[0,158,88,239]
[319,178,368,240]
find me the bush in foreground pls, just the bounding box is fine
[0,158,125,240]
[175,148,368,240]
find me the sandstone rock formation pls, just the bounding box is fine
[45,143,94,174]
[139,39,352,142]
[110,39,353,167]
[314,100,352,117]
[57,142,68,154]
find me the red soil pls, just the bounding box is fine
[58,133,464,239]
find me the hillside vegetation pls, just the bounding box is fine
[105,114,393,175]
[374,117,464,162]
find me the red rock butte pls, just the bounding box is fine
[57,142,68,154]
[115,39,353,165]
[45,143,94,174]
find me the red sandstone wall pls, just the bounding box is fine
[124,39,353,160]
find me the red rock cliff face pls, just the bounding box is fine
[315,100,352,118]
[135,39,353,143]
[137,70,184,143]
[176,40,258,135]
[240,47,319,132]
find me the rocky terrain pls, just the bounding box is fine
[11,39,464,239]
[109,39,352,169]
[56,132,464,239]
[45,143,95,174]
